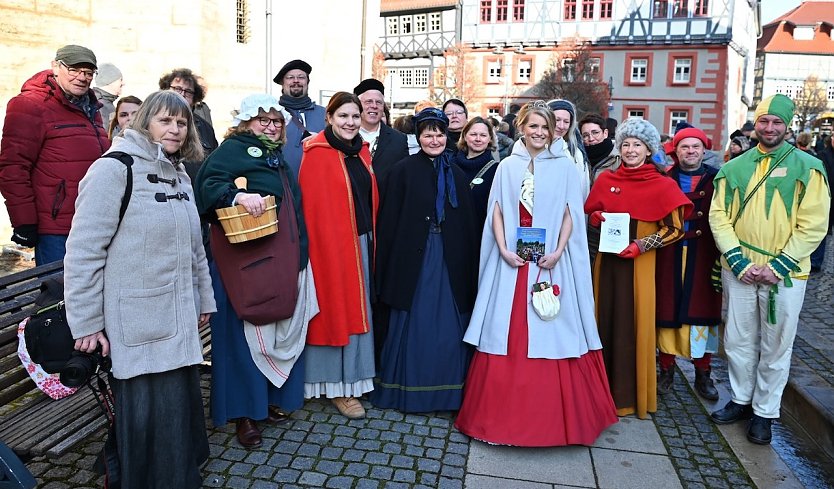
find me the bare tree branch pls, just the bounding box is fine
[794,75,829,131]
[534,39,610,118]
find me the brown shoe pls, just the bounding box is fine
[235,418,262,448]
[267,406,291,425]
[331,396,366,419]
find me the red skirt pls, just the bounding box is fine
[455,264,618,446]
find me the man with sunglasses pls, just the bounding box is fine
[0,44,111,265]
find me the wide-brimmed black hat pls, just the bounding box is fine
[273,59,312,84]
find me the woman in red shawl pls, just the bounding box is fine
[584,118,692,419]
[298,92,378,419]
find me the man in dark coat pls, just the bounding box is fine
[655,126,722,401]
[273,59,326,175]
[0,44,111,265]
[353,79,408,187]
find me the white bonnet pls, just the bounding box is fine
[232,94,290,127]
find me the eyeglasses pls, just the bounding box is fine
[170,86,195,97]
[581,129,603,141]
[284,75,308,82]
[256,117,284,128]
[444,110,466,117]
[59,61,96,80]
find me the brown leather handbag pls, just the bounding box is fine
[210,171,300,325]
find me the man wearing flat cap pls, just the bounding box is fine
[354,78,408,187]
[709,94,830,445]
[0,44,111,265]
[273,59,326,175]
[655,125,722,402]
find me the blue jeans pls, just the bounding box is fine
[35,234,68,266]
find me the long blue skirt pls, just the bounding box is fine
[209,262,305,427]
[371,230,471,412]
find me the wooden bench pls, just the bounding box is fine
[0,261,212,460]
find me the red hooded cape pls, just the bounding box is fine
[584,163,693,221]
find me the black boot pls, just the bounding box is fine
[658,366,674,395]
[694,368,719,401]
[711,401,753,424]
[747,415,773,444]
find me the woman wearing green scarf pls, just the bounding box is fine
[195,94,309,449]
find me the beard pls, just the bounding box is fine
[286,84,306,98]
[756,129,786,150]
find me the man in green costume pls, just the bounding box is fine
[708,94,830,444]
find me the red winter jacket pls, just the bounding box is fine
[0,70,111,234]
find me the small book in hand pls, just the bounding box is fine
[516,227,546,262]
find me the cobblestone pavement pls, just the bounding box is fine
[19,241,834,488]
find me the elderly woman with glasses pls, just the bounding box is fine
[65,90,215,488]
[195,94,309,449]
[372,108,480,412]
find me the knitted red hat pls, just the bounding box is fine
[673,127,711,150]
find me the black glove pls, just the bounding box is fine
[11,224,38,247]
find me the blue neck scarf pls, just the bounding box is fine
[432,149,459,224]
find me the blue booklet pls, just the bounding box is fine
[516,227,546,262]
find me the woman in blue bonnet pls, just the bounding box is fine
[372,108,480,412]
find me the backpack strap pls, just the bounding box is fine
[105,151,134,224]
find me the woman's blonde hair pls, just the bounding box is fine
[515,101,556,142]
[457,117,497,153]
[131,91,204,162]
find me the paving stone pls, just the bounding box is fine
[369,419,392,430]
[345,462,371,477]
[203,474,226,487]
[229,462,254,476]
[448,431,468,443]
[334,425,357,437]
[382,441,403,454]
[333,436,355,448]
[282,430,307,442]
[355,439,382,450]
[266,453,292,467]
[326,476,355,489]
[380,431,403,442]
[252,465,276,479]
[404,444,425,457]
[358,428,381,439]
[390,454,414,468]
[244,450,269,464]
[437,477,464,489]
[383,482,410,489]
[296,443,322,457]
[420,473,439,486]
[298,471,328,486]
[383,411,405,421]
[274,468,301,483]
[206,458,233,473]
[364,452,390,465]
[441,465,465,478]
[355,480,380,489]
[446,442,468,455]
[413,425,431,436]
[274,440,301,454]
[225,475,251,488]
[250,480,280,489]
[405,414,429,424]
[316,459,345,475]
[442,453,466,467]
[425,448,444,459]
[222,447,248,461]
[342,449,365,462]
[290,456,316,471]
[393,468,417,483]
[321,447,344,460]
[306,432,332,445]
[370,465,394,480]
[424,437,445,449]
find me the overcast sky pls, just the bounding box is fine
[760,0,801,24]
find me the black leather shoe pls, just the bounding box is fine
[658,366,674,395]
[747,415,773,444]
[694,368,719,401]
[266,406,291,425]
[711,401,753,425]
[235,418,262,448]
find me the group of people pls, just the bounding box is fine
[0,44,830,488]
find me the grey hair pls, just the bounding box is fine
[130,90,204,162]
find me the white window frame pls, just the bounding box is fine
[628,109,645,119]
[631,58,648,83]
[429,12,442,31]
[386,17,399,36]
[415,68,429,87]
[487,107,501,118]
[673,58,692,84]
[669,110,689,134]
[399,68,413,87]
[487,60,503,82]
[517,59,532,83]
[414,13,427,33]
[400,15,412,34]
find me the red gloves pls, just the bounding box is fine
[618,242,642,259]
[589,211,606,228]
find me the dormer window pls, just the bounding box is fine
[793,26,814,41]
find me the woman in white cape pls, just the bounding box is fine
[455,101,616,447]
